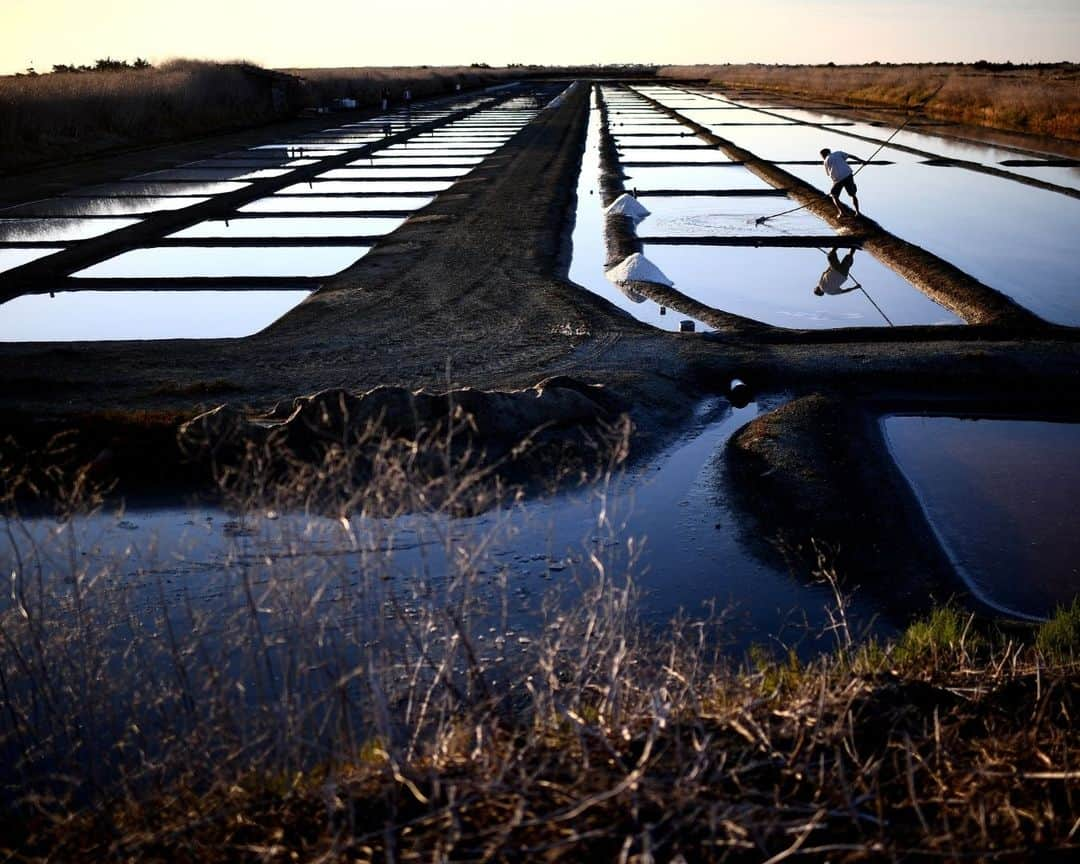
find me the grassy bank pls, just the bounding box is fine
[1,420,1078,861]
[659,63,1080,141]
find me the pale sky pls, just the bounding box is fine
[2,0,1078,75]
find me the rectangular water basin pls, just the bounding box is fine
[239,196,432,213]
[68,181,250,197]
[622,165,774,192]
[636,195,833,237]
[169,216,407,239]
[884,416,1080,619]
[0,247,65,273]
[0,218,140,242]
[642,244,961,329]
[618,148,732,164]
[278,180,454,194]
[74,245,371,279]
[1,197,210,217]
[321,167,470,179]
[0,289,313,342]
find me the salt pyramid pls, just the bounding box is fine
[604,193,651,221]
[605,253,673,287]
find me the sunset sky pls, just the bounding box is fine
[2,0,1078,75]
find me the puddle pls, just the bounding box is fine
[239,196,433,213]
[643,244,961,328]
[883,416,1080,619]
[0,197,210,217]
[0,289,312,341]
[568,90,706,333]
[278,180,454,194]
[781,161,1080,325]
[0,247,65,273]
[168,216,407,239]
[621,165,774,193]
[74,246,371,279]
[636,195,833,237]
[0,400,886,651]
[0,217,140,242]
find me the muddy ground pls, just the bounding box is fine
[1,81,1079,608]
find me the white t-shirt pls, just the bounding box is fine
[817,265,848,295]
[823,151,853,182]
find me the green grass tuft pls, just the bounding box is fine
[1037,596,1080,662]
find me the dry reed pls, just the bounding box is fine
[659,63,1080,141]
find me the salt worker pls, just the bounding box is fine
[820,148,863,218]
[814,248,859,297]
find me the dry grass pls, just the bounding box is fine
[1,417,1077,862]
[659,63,1080,141]
[0,60,297,173]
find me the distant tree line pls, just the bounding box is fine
[16,57,153,77]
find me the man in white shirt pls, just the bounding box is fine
[820,148,863,218]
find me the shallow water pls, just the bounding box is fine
[278,180,454,194]
[69,181,251,197]
[883,416,1080,619]
[239,196,433,213]
[0,289,312,341]
[75,245,371,279]
[0,400,886,650]
[617,148,732,164]
[0,247,65,273]
[636,195,833,237]
[1,197,210,217]
[322,167,471,179]
[0,217,140,242]
[621,165,774,193]
[169,216,407,239]
[643,244,961,328]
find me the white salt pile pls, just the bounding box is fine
[604,193,651,221]
[605,253,673,287]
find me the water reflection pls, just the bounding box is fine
[0,289,312,341]
[74,246,371,279]
[637,195,832,237]
[884,416,1080,619]
[643,244,960,329]
[0,218,140,242]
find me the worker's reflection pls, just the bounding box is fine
[814,248,859,297]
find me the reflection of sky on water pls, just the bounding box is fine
[240,196,433,213]
[782,162,1080,325]
[75,246,371,278]
[169,216,407,239]
[278,180,454,194]
[1,197,209,217]
[321,167,470,178]
[69,181,250,197]
[644,244,960,329]
[0,247,65,273]
[681,108,799,126]
[136,167,294,182]
[0,289,312,341]
[622,165,774,192]
[0,218,140,242]
[617,148,732,164]
[884,417,1080,620]
[636,195,833,237]
[1000,164,1080,192]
